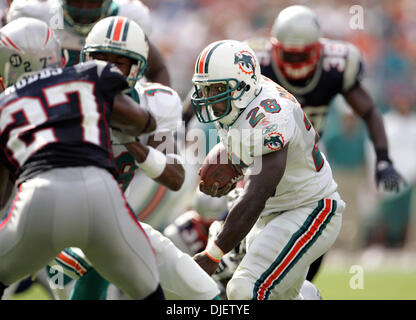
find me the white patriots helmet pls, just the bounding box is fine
[81,16,148,88]
[191,40,262,125]
[116,0,153,36]
[271,5,322,80]
[0,17,62,89]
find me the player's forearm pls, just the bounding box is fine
[216,193,265,253]
[126,142,185,191]
[344,86,389,155]
[215,149,287,253]
[111,94,156,135]
[0,165,13,209]
[362,107,389,155]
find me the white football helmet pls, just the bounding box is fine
[191,40,262,125]
[271,5,322,80]
[62,0,113,36]
[81,16,148,88]
[0,17,62,89]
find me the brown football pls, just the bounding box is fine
[199,143,243,189]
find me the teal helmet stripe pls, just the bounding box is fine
[195,52,202,74]
[121,19,130,41]
[195,41,226,74]
[203,41,226,73]
[106,17,115,39]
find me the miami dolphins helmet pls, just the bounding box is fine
[81,16,148,88]
[62,0,113,36]
[191,40,261,125]
[0,17,61,89]
[271,5,322,80]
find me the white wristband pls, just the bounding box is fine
[204,241,225,263]
[136,146,167,179]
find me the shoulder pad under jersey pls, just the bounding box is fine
[137,82,183,133]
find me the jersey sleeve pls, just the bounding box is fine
[141,84,183,134]
[94,61,129,103]
[342,43,364,93]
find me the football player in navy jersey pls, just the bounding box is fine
[246,5,406,281]
[0,17,165,300]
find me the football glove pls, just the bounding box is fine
[375,160,407,193]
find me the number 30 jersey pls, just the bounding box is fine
[216,77,338,214]
[0,60,128,184]
[247,37,363,135]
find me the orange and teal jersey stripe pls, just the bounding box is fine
[253,198,337,300]
[105,16,130,42]
[195,41,226,74]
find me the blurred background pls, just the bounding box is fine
[1,0,415,299]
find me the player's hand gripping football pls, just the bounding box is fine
[199,179,237,198]
[375,160,407,193]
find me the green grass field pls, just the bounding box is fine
[8,265,416,300]
[314,266,416,300]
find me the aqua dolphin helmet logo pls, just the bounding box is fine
[234,50,257,80]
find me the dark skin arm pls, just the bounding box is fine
[111,93,156,135]
[343,84,387,151]
[0,163,14,210]
[125,133,185,191]
[146,40,171,86]
[194,146,288,275]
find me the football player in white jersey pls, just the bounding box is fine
[191,39,344,300]
[246,5,405,281]
[7,0,170,84]
[46,16,219,300]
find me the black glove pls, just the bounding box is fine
[375,160,406,193]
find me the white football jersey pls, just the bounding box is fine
[7,0,152,51]
[216,77,338,214]
[112,82,187,230]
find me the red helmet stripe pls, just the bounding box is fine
[197,41,226,74]
[197,46,211,74]
[112,17,125,42]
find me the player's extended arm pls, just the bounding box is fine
[111,93,156,135]
[344,85,406,192]
[146,40,171,86]
[194,146,288,275]
[125,133,185,191]
[0,162,14,210]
